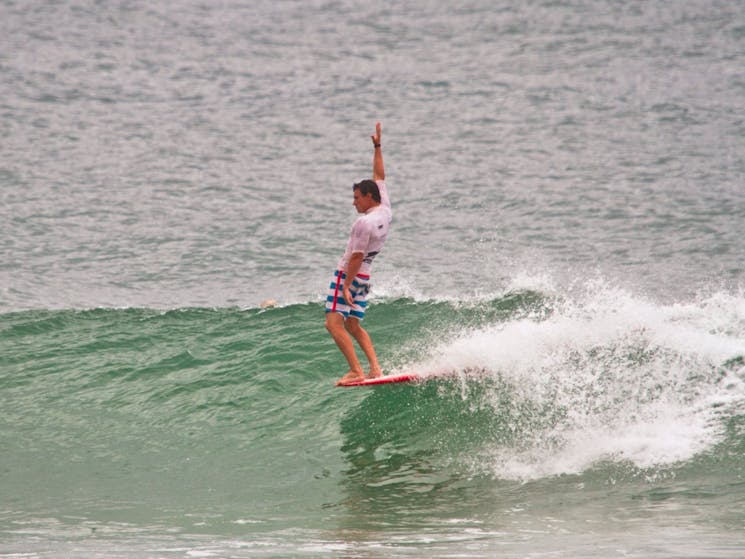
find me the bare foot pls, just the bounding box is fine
[366,369,383,379]
[336,370,366,386]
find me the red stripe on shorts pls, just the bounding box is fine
[331,270,344,312]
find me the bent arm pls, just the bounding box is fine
[342,252,365,306]
[372,122,385,181]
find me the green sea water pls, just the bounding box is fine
[2,287,745,557]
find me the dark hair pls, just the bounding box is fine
[353,179,381,203]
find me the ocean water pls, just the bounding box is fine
[2,0,745,557]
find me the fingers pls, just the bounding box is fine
[371,122,382,144]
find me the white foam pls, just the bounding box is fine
[415,279,745,480]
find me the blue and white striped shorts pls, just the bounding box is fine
[325,270,371,320]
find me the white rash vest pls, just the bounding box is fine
[337,180,392,276]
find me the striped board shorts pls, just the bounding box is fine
[325,270,371,320]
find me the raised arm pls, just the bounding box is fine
[372,122,385,181]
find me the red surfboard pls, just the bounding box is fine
[337,372,421,387]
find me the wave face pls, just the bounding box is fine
[2,285,745,557]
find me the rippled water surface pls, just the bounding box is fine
[2,0,745,557]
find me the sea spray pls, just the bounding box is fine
[408,283,745,480]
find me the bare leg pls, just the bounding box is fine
[325,312,365,384]
[344,317,382,378]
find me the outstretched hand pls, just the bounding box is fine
[371,122,381,147]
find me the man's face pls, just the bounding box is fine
[353,189,375,214]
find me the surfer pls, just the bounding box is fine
[325,122,392,386]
